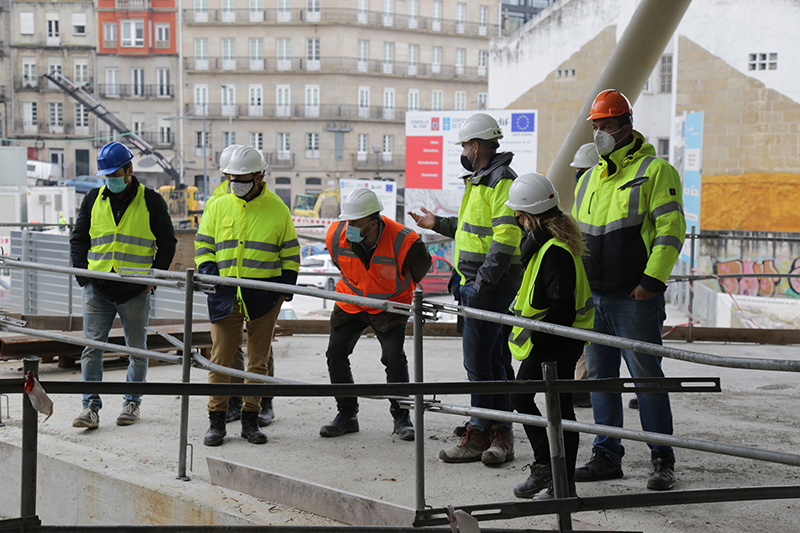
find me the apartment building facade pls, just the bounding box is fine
[180,0,497,207]
[8,0,97,176]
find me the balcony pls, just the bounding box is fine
[183,56,487,81]
[99,84,174,99]
[121,131,175,149]
[184,103,408,122]
[181,7,498,37]
[351,152,405,171]
[264,152,295,169]
[116,0,151,9]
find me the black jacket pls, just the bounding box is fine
[70,177,176,303]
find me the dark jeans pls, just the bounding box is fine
[460,282,517,432]
[510,343,583,479]
[325,312,409,419]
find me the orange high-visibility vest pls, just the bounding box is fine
[327,216,419,314]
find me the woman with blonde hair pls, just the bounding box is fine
[505,173,594,500]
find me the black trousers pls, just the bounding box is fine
[510,342,583,479]
[325,312,409,419]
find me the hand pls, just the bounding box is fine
[629,285,655,301]
[408,207,435,229]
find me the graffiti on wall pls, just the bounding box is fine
[713,257,800,298]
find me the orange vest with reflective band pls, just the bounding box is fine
[327,216,419,314]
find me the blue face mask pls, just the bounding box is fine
[105,176,127,194]
[346,224,366,243]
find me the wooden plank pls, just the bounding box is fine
[207,456,415,527]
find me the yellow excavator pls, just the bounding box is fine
[158,184,202,228]
[293,187,340,218]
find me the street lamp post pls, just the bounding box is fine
[165,107,208,198]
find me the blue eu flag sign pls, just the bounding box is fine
[511,113,536,132]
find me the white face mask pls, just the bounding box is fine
[230,180,254,198]
[593,127,624,156]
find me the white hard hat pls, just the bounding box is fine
[570,143,600,168]
[222,145,268,175]
[455,113,503,145]
[219,144,243,172]
[339,188,383,220]
[505,173,559,215]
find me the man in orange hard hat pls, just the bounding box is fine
[572,89,686,491]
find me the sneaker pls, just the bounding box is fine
[647,454,675,491]
[72,407,99,429]
[482,425,515,464]
[534,481,577,500]
[513,462,552,498]
[574,447,623,482]
[392,413,415,441]
[319,410,359,438]
[629,397,639,409]
[439,423,490,463]
[116,403,140,426]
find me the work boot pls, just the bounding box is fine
[392,412,415,441]
[572,392,592,408]
[319,410,359,438]
[454,421,469,437]
[72,407,99,429]
[225,397,242,423]
[647,454,675,491]
[482,424,515,464]
[116,402,140,426]
[438,423,490,463]
[513,462,552,498]
[203,411,227,447]
[574,447,623,482]
[240,411,268,444]
[533,480,577,501]
[258,397,274,427]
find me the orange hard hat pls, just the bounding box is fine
[586,89,633,121]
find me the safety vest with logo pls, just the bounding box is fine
[572,132,686,292]
[508,239,594,361]
[327,216,418,314]
[194,184,300,280]
[88,184,155,272]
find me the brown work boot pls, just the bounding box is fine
[482,424,515,465]
[438,423,490,463]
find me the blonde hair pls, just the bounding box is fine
[518,208,586,257]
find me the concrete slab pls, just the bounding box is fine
[1,311,799,531]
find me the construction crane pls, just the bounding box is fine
[41,71,181,184]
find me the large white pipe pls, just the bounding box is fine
[548,0,693,208]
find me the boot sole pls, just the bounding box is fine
[72,421,99,429]
[319,427,359,438]
[482,451,515,465]
[116,418,139,426]
[242,435,268,444]
[203,438,224,446]
[438,451,484,463]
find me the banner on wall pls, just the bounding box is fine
[675,111,704,263]
[403,110,538,233]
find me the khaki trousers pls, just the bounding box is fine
[207,301,281,413]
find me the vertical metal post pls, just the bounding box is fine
[21,231,30,315]
[21,357,40,518]
[412,288,425,510]
[542,362,572,531]
[688,226,696,342]
[67,217,74,331]
[177,268,195,480]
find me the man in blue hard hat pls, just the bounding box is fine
[70,142,176,429]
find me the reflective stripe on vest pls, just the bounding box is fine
[88,184,155,272]
[327,217,418,314]
[508,239,594,361]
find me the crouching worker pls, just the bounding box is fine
[505,174,594,500]
[320,189,431,440]
[195,146,299,446]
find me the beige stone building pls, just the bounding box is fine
[179,0,497,208]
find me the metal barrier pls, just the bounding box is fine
[1,257,800,532]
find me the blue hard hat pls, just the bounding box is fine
[96,142,134,177]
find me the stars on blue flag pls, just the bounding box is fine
[511,113,536,132]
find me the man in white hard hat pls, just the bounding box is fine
[409,113,523,465]
[195,145,300,447]
[320,188,431,441]
[570,143,600,182]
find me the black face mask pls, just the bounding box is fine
[460,143,477,172]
